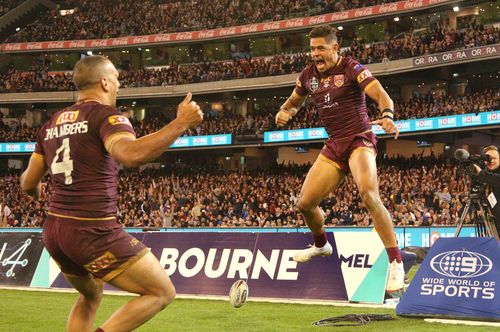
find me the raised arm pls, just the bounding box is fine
[107,93,203,168]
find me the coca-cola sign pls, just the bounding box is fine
[199,30,216,38]
[175,32,193,40]
[262,22,281,30]
[47,41,65,49]
[330,11,350,21]
[132,36,151,44]
[0,0,453,52]
[90,40,109,48]
[354,7,374,17]
[4,44,22,51]
[379,3,399,13]
[26,43,42,50]
[285,18,304,29]
[111,38,130,46]
[153,34,171,42]
[240,25,258,33]
[219,27,237,36]
[69,40,87,48]
[308,15,327,25]
[404,0,424,10]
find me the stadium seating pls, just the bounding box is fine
[0,155,473,228]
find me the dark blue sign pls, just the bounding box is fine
[396,237,500,321]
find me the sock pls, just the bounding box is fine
[95,328,104,332]
[313,231,327,248]
[386,246,402,263]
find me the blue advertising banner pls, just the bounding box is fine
[264,111,500,143]
[395,227,476,248]
[0,134,232,153]
[396,237,500,321]
[30,231,386,303]
[167,134,232,148]
[0,142,36,153]
[48,232,350,301]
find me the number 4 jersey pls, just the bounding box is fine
[34,101,136,220]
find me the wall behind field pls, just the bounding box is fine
[278,146,320,165]
[385,139,445,158]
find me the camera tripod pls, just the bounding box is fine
[454,185,499,240]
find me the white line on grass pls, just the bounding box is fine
[0,286,395,308]
[425,319,500,327]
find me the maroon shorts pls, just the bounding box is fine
[320,131,378,173]
[43,214,148,281]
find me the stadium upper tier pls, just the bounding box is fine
[4,0,412,43]
[1,21,498,94]
[1,87,497,142]
[0,156,477,228]
[0,0,24,17]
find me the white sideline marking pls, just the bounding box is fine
[0,286,393,308]
[425,318,500,327]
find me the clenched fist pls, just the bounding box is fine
[275,107,298,127]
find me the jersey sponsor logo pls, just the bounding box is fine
[354,63,363,71]
[333,75,344,87]
[56,111,79,125]
[84,251,117,273]
[108,115,132,127]
[356,69,372,84]
[321,77,331,88]
[309,77,319,92]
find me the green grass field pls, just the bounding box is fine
[0,266,494,331]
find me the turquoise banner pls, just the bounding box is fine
[264,110,500,143]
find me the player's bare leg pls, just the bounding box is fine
[65,274,104,332]
[349,148,404,291]
[294,155,345,262]
[97,251,175,332]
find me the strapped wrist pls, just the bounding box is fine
[381,108,394,119]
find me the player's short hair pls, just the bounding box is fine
[308,25,338,44]
[483,145,499,154]
[73,55,113,91]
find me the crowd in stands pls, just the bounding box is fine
[1,19,498,93]
[0,155,478,228]
[0,0,23,17]
[0,87,497,142]
[7,0,401,42]
[119,87,500,136]
[119,53,310,88]
[346,18,499,63]
[0,64,73,93]
[0,116,40,142]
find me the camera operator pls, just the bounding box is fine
[473,145,500,229]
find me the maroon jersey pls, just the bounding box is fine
[295,56,377,139]
[34,101,135,219]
